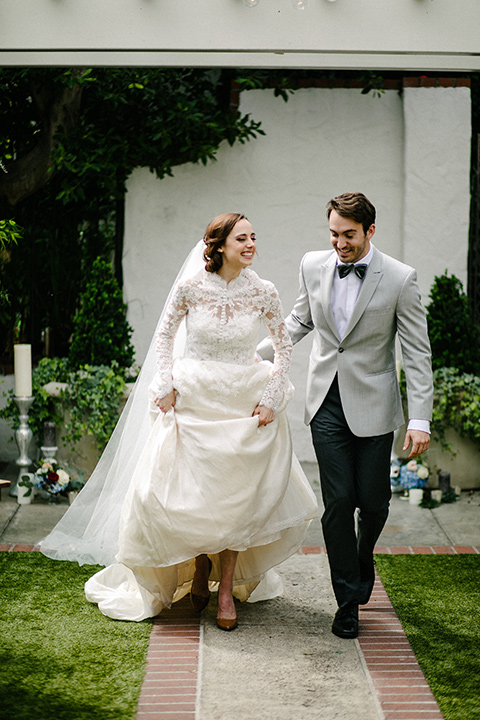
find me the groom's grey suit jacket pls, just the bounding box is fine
[258,246,433,437]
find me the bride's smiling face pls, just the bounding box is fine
[221,218,256,272]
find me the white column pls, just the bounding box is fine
[402,86,471,302]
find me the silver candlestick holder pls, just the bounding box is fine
[10,396,35,496]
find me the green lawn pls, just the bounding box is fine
[375,554,480,720]
[0,553,152,720]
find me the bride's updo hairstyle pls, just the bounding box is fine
[203,213,248,273]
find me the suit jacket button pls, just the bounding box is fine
[338,347,344,353]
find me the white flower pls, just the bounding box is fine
[57,469,70,487]
[417,465,429,480]
[406,460,418,472]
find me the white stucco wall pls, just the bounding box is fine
[123,85,471,461]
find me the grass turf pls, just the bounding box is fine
[375,554,480,720]
[0,553,152,720]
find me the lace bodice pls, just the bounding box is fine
[155,268,292,409]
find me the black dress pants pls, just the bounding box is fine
[310,376,393,609]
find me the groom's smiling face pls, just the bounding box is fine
[329,210,375,265]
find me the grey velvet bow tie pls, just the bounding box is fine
[338,263,367,280]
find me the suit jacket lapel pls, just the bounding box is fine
[320,253,340,340]
[343,248,383,338]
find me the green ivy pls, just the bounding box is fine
[399,364,480,455]
[431,367,480,450]
[0,357,128,451]
[0,357,67,441]
[62,362,128,449]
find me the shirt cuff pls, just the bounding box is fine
[407,419,430,434]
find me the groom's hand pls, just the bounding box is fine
[253,405,274,426]
[403,430,430,459]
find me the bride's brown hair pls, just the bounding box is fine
[203,213,248,273]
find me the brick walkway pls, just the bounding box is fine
[136,599,200,720]
[3,543,479,719]
[359,578,443,720]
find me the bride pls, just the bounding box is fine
[40,213,318,629]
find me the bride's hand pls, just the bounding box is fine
[155,390,176,413]
[253,404,274,426]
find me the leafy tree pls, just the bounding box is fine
[0,219,22,249]
[0,219,21,315]
[426,271,480,374]
[0,67,264,359]
[68,257,134,370]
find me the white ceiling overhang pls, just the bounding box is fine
[1,0,479,71]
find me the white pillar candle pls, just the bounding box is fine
[14,344,32,397]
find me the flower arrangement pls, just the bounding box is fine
[390,459,429,491]
[33,459,70,497]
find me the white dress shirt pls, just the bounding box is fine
[332,244,430,435]
[332,245,374,340]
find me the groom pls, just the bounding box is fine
[258,192,433,639]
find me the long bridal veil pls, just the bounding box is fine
[39,240,206,566]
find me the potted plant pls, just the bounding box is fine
[397,272,480,490]
[426,367,480,489]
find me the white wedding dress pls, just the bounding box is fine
[80,267,317,620]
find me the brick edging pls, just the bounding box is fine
[136,597,200,720]
[358,576,444,720]
[299,545,480,555]
[0,544,41,552]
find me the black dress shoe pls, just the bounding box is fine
[332,604,359,639]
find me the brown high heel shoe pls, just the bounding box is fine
[216,592,238,631]
[216,615,238,631]
[190,557,212,613]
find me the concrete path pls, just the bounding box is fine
[1,460,479,720]
[199,553,382,720]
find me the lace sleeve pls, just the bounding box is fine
[259,284,292,410]
[154,283,188,398]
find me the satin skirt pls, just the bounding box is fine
[85,358,318,621]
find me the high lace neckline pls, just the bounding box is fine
[206,267,250,288]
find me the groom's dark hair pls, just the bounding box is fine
[326,193,376,234]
